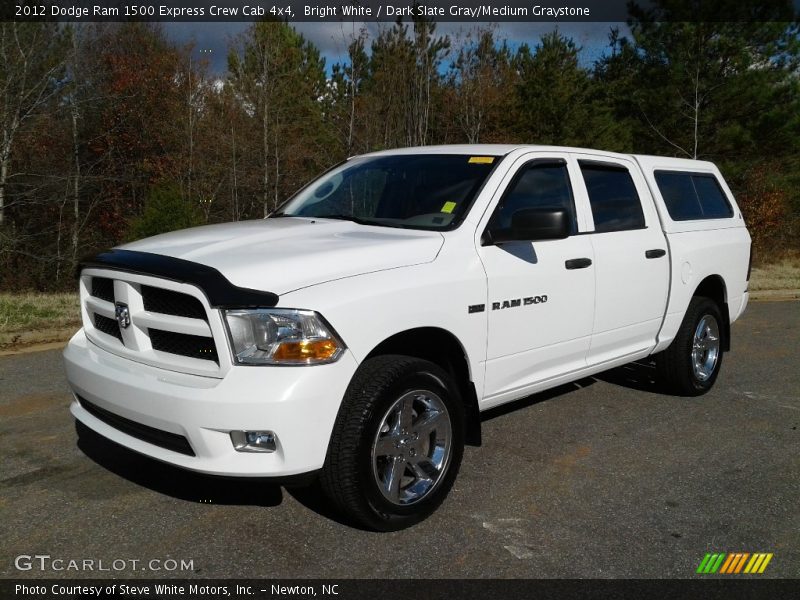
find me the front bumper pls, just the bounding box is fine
[64,329,358,476]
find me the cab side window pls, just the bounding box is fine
[489,162,577,234]
[579,162,646,233]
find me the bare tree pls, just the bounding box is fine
[450,27,514,144]
[66,25,85,270]
[228,25,275,217]
[0,23,65,226]
[228,21,328,217]
[341,27,368,155]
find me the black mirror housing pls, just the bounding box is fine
[488,208,570,243]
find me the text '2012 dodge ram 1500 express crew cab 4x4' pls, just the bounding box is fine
[64,145,751,530]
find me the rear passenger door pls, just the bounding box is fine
[571,154,670,365]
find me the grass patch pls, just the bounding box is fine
[749,257,800,291]
[0,293,81,335]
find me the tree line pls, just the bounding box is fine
[0,4,798,290]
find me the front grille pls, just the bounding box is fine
[82,271,222,373]
[142,285,207,321]
[78,395,195,456]
[149,329,218,363]
[91,277,115,302]
[94,312,122,341]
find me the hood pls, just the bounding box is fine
[119,218,444,295]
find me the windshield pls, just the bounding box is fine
[272,154,499,230]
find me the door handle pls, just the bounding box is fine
[645,249,666,259]
[565,258,592,270]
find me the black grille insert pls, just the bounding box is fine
[77,395,195,456]
[91,277,115,302]
[149,329,218,363]
[94,313,122,341]
[142,286,207,321]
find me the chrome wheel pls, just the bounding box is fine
[371,389,452,506]
[691,314,720,381]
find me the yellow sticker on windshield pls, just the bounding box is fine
[468,156,495,164]
[441,201,457,214]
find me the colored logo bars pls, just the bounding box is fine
[697,552,773,574]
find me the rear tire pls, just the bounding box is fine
[656,296,725,396]
[320,355,464,531]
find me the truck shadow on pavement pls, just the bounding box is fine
[480,360,671,423]
[593,359,673,395]
[479,378,599,422]
[75,422,284,507]
[76,421,358,526]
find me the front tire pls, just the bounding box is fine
[656,296,725,396]
[320,355,464,531]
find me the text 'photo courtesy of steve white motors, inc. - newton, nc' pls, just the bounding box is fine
[13,1,605,21]
[14,582,340,597]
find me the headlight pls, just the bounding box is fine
[223,308,345,365]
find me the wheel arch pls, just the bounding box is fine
[364,327,482,446]
[692,274,730,352]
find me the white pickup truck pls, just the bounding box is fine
[64,145,751,530]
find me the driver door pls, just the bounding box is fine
[478,153,595,407]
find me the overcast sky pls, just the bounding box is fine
[163,21,628,75]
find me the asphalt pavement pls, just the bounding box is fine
[1,301,798,578]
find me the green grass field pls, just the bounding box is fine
[0,293,81,348]
[749,257,800,291]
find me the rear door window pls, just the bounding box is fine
[654,171,733,220]
[579,162,645,233]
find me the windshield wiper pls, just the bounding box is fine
[312,214,387,226]
[270,213,405,228]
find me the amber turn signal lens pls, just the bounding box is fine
[272,339,339,362]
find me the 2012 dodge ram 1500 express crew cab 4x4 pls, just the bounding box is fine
[64,145,751,530]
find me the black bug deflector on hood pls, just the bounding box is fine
[79,249,280,308]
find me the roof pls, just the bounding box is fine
[359,144,717,169]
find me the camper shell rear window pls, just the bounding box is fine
[654,171,733,221]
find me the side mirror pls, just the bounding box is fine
[488,208,570,244]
